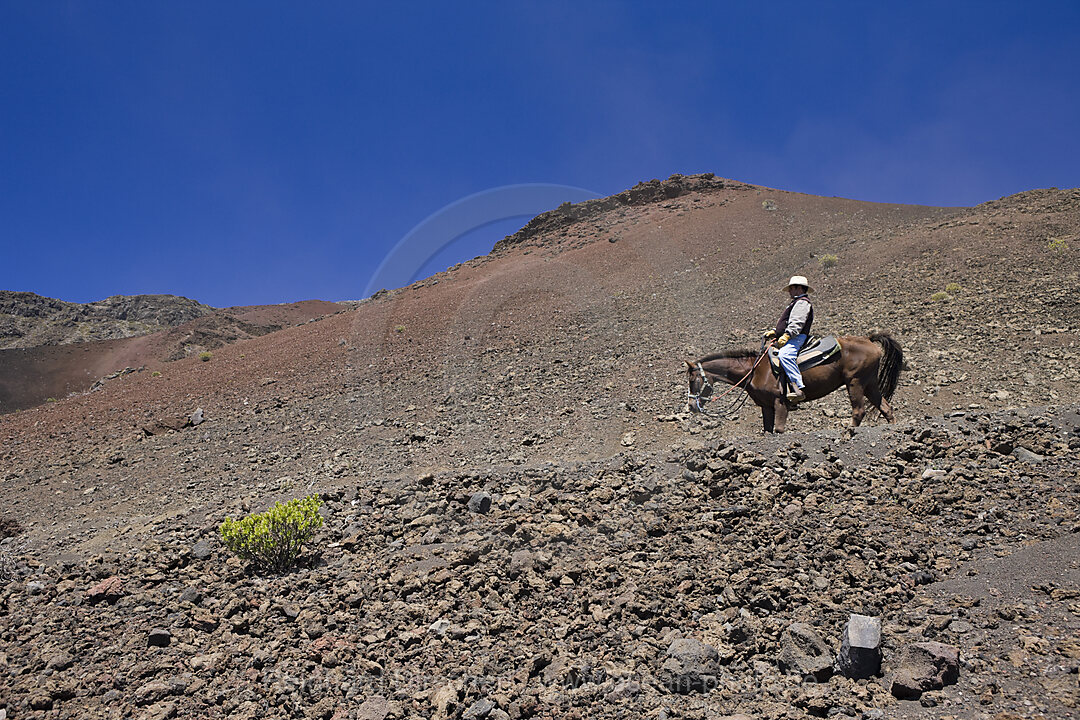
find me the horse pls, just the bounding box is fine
[685,333,903,433]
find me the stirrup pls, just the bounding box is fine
[786,389,806,403]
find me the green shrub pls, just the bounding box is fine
[198,351,213,362]
[930,291,951,302]
[151,371,162,377]
[219,495,324,571]
[1047,236,1068,252]
[945,282,961,294]
[820,254,839,269]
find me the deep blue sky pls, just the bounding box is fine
[2,2,1078,306]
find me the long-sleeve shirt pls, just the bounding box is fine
[784,297,812,335]
[774,295,814,337]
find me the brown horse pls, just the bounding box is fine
[685,333,903,433]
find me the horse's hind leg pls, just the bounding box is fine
[866,379,896,423]
[846,380,867,427]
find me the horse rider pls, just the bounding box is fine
[763,275,814,403]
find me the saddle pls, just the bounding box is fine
[768,335,842,378]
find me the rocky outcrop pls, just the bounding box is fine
[0,291,215,349]
[492,173,748,252]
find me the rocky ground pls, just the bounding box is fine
[2,406,1077,719]
[1,175,1078,719]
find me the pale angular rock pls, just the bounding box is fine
[356,696,390,720]
[836,614,882,679]
[430,683,459,719]
[1012,447,1045,463]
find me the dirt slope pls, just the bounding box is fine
[1,175,1078,720]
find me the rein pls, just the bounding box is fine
[687,344,770,415]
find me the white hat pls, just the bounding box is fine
[785,275,813,293]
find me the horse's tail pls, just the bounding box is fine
[871,332,903,400]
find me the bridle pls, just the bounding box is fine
[687,362,715,413]
[687,343,771,416]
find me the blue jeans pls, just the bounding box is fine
[778,333,808,390]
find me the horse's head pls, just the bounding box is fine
[685,360,713,412]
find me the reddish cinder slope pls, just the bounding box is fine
[3,175,1076,486]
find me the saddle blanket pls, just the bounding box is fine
[768,335,842,376]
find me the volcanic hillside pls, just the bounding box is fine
[0,299,345,413]
[1,174,1078,720]
[0,292,217,350]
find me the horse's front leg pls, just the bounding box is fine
[773,397,789,433]
[760,401,775,433]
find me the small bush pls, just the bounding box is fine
[46,397,56,403]
[220,495,324,571]
[945,282,961,294]
[394,325,405,333]
[1047,236,1068,252]
[820,254,839,269]
[151,371,162,377]
[930,291,951,302]
[198,351,213,362]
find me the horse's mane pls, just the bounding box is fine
[697,348,759,362]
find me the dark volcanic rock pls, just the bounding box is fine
[890,641,960,699]
[148,628,172,647]
[462,698,495,719]
[778,623,834,681]
[660,637,721,694]
[45,651,74,671]
[467,491,492,514]
[3,182,1080,720]
[190,539,213,560]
